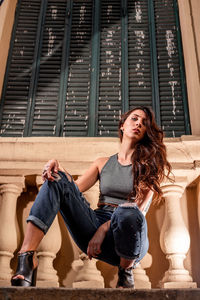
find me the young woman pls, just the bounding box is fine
[11,106,171,288]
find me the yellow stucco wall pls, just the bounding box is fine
[0,0,17,98]
[178,0,200,135]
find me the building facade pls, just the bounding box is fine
[0,0,200,288]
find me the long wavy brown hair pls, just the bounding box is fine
[118,106,172,204]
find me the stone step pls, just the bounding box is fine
[0,288,200,300]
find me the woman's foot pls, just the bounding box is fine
[116,266,134,288]
[11,251,38,287]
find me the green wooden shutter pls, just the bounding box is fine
[97,0,122,136]
[0,0,41,136]
[28,0,68,136]
[96,0,154,137]
[63,0,93,136]
[154,0,190,137]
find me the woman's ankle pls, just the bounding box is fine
[120,258,134,269]
[18,249,36,254]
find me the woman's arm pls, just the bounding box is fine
[42,157,108,192]
[137,189,154,214]
[75,157,108,192]
[74,160,99,192]
[119,188,154,215]
[87,220,111,259]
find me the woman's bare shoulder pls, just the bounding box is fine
[95,156,110,173]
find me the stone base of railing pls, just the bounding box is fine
[160,282,197,288]
[0,280,10,287]
[0,287,200,300]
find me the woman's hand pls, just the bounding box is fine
[87,220,111,259]
[42,159,59,181]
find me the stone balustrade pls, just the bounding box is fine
[0,136,199,288]
[160,183,196,288]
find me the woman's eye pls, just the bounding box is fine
[131,117,137,121]
[143,120,147,126]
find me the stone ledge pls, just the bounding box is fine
[0,136,200,163]
[0,288,200,300]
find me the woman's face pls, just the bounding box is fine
[120,109,147,142]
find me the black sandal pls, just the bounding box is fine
[11,251,37,287]
[116,266,134,288]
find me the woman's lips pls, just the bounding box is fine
[133,128,140,134]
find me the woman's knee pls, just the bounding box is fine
[112,206,143,232]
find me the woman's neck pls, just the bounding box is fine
[118,140,135,165]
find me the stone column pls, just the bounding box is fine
[0,176,24,286]
[35,176,62,287]
[159,184,197,288]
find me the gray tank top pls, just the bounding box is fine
[98,154,133,206]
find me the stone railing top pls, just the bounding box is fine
[0,137,119,162]
[0,135,199,162]
[0,136,199,184]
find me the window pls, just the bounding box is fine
[0,0,190,137]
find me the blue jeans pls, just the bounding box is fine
[27,171,149,266]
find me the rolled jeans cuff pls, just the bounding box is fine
[27,215,48,234]
[114,248,140,261]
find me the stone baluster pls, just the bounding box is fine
[72,253,104,288]
[82,181,99,210]
[159,184,197,288]
[133,252,152,289]
[35,176,62,287]
[0,176,24,286]
[71,181,104,288]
